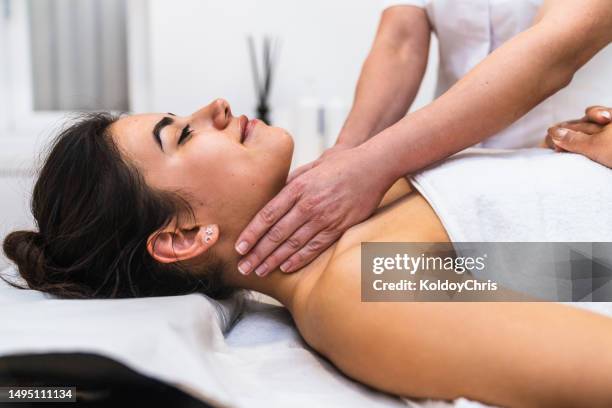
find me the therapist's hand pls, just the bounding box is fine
[547,106,612,168]
[286,144,351,183]
[234,146,390,276]
[542,106,610,150]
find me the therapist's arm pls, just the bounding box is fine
[235,0,612,276]
[362,0,612,180]
[336,6,431,148]
[287,6,431,183]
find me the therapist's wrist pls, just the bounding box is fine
[352,140,401,189]
[334,135,363,150]
[335,119,378,148]
[330,142,356,155]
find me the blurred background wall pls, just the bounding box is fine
[141,0,440,163]
[142,0,438,134]
[0,0,439,267]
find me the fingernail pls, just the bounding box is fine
[280,261,291,273]
[553,128,569,140]
[254,264,268,277]
[238,260,252,275]
[601,111,611,120]
[235,241,249,255]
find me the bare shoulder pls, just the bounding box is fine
[292,249,364,354]
[292,178,447,359]
[292,250,420,397]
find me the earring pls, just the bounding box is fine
[204,236,212,243]
[205,226,214,236]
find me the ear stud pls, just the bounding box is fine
[205,226,214,235]
[204,236,212,243]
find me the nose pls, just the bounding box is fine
[191,98,233,130]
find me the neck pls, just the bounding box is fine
[217,238,336,313]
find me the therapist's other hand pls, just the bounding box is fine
[234,146,388,276]
[584,106,612,125]
[547,106,612,168]
[542,106,611,150]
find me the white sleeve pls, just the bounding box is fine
[381,0,426,11]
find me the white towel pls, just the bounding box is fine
[411,148,612,242]
[411,148,612,300]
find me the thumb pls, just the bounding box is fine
[550,127,595,157]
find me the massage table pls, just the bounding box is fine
[3,265,610,407]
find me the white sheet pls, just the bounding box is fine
[3,266,612,407]
[0,267,410,407]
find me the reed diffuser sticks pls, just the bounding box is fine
[247,35,280,124]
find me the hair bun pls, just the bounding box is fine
[3,230,46,287]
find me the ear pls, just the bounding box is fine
[147,224,219,264]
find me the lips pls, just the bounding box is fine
[239,115,249,143]
[244,119,259,143]
[239,116,259,144]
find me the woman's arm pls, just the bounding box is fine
[360,0,612,180]
[302,258,612,407]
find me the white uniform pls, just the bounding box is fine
[382,0,612,148]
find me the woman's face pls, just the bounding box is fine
[110,98,294,237]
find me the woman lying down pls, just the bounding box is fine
[4,99,612,407]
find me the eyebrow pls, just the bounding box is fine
[152,116,174,151]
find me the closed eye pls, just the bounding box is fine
[178,125,194,145]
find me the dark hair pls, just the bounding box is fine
[2,112,233,299]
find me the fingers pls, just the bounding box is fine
[547,120,604,148]
[549,127,595,157]
[237,206,312,276]
[277,229,342,273]
[234,183,300,258]
[585,106,612,125]
[250,221,322,276]
[559,120,603,135]
[542,133,565,152]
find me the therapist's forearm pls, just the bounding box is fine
[358,2,612,181]
[336,7,430,148]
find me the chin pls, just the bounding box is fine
[266,127,294,195]
[271,126,295,173]
[280,128,295,161]
[249,124,294,195]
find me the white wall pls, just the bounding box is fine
[144,0,438,166]
[146,0,438,115]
